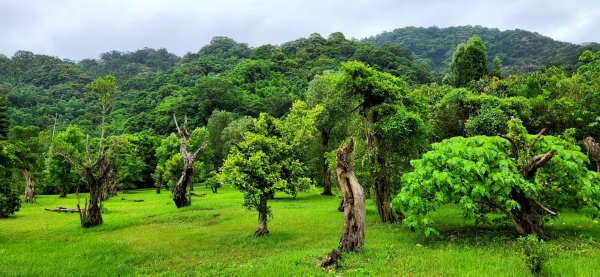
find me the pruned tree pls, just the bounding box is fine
[394,119,600,237]
[172,114,208,208]
[53,75,117,228]
[336,138,365,252]
[584,137,600,172]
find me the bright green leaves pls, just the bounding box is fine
[219,102,319,214]
[393,131,600,236]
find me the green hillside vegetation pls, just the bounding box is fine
[364,25,600,74]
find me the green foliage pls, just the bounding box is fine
[365,25,600,74]
[515,235,553,275]
[0,90,8,140]
[219,108,318,216]
[393,124,600,236]
[465,108,508,136]
[448,36,488,87]
[0,141,21,217]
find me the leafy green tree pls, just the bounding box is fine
[339,61,430,223]
[0,89,8,140]
[306,72,354,195]
[448,36,489,87]
[0,141,21,217]
[9,126,45,203]
[491,55,503,78]
[219,113,313,236]
[394,119,600,236]
[207,110,237,170]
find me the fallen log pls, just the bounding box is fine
[190,192,206,197]
[121,198,144,202]
[45,206,80,213]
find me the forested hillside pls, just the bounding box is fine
[364,25,600,74]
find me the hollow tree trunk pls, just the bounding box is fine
[255,194,269,236]
[156,171,162,194]
[336,139,365,252]
[23,168,35,203]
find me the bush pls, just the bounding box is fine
[515,235,552,275]
[0,183,21,218]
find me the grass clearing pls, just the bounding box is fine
[1,186,599,276]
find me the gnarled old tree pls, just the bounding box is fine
[394,119,600,237]
[53,75,117,228]
[336,138,365,252]
[584,137,600,172]
[172,115,208,208]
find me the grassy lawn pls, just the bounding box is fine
[1,186,599,276]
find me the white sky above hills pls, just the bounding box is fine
[1,0,599,60]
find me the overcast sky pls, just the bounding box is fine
[1,0,599,61]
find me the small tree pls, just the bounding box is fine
[219,111,314,236]
[394,119,600,236]
[9,126,45,203]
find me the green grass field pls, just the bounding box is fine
[1,186,599,276]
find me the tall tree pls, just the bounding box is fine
[9,126,44,203]
[306,72,353,195]
[0,89,8,140]
[339,61,430,223]
[448,35,489,87]
[172,115,208,208]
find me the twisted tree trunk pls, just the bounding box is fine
[172,115,208,208]
[336,139,365,252]
[255,194,269,236]
[501,126,556,236]
[584,137,600,172]
[23,168,35,203]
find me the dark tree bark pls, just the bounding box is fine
[501,126,556,236]
[321,131,333,196]
[23,168,35,203]
[367,122,403,223]
[172,115,208,208]
[100,166,117,201]
[336,139,365,252]
[255,194,270,236]
[584,137,600,172]
[156,171,163,194]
